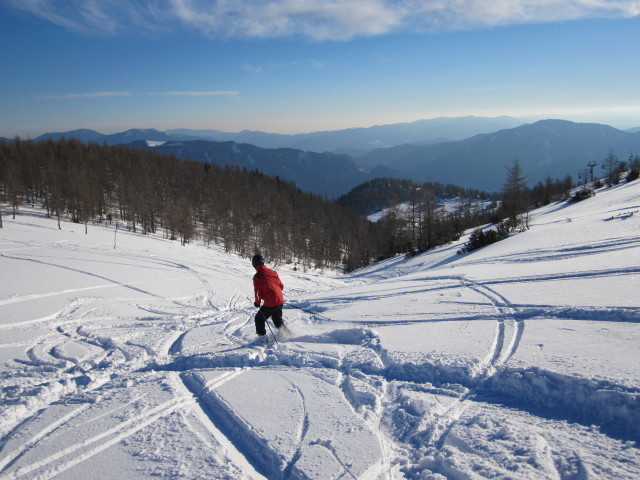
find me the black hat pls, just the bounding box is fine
[252,254,264,268]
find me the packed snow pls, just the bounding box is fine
[1,179,639,479]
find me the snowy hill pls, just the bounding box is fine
[1,179,639,479]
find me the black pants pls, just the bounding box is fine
[255,305,284,336]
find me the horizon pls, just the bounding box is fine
[1,1,640,138]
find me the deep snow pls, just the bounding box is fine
[0,179,639,479]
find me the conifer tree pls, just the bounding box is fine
[502,159,529,230]
[602,150,619,187]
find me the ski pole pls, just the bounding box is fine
[285,302,331,321]
[259,308,279,344]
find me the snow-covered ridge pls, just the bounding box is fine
[1,179,639,478]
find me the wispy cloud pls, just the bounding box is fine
[5,0,169,35]
[6,0,640,40]
[243,59,326,75]
[169,0,403,40]
[242,64,264,75]
[35,91,132,99]
[157,90,239,96]
[404,0,640,31]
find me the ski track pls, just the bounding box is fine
[281,375,311,479]
[1,375,193,480]
[180,369,281,478]
[171,375,266,480]
[0,253,163,299]
[154,270,534,480]
[0,404,92,474]
[422,275,525,452]
[2,277,637,479]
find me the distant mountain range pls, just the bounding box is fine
[32,116,524,154]
[24,117,640,196]
[166,116,524,155]
[33,128,199,145]
[128,140,396,199]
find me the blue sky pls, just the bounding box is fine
[1,1,640,138]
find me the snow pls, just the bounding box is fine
[1,179,640,479]
[367,198,473,223]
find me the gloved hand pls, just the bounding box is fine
[254,302,260,308]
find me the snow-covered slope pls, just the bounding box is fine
[1,179,639,479]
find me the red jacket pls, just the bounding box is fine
[253,265,284,307]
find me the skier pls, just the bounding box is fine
[252,254,288,338]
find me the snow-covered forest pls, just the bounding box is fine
[0,138,531,272]
[1,167,638,478]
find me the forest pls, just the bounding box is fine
[2,137,633,272]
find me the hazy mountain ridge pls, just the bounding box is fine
[34,128,202,145]
[26,117,640,195]
[129,139,398,198]
[31,128,105,143]
[362,119,640,191]
[168,116,523,153]
[33,116,523,154]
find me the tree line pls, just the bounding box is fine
[337,164,576,258]
[0,137,497,270]
[462,154,640,253]
[0,137,384,271]
[337,177,495,216]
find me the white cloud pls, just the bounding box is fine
[242,64,264,74]
[158,90,239,96]
[5,0,170,35]
[169,0,403,40]
[6,0,640,39]
[403,0,640,31]
[242,59,325,75]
